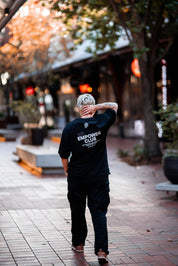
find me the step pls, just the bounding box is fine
[156,181,178,192]
[156,182,178,197]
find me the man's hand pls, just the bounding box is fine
[64,171,68,177]
[81,105,96,116]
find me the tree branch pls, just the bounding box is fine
[108,0,132,43]
[150,2,165,51]
[153,38,174,66]
[144,0,152,26]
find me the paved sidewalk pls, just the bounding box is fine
[0,137,178,266]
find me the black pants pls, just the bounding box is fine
[67,178,110,255]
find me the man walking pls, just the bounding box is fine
[58,93,118,263]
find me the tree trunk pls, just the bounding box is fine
[107,56,123,120]
[139,56,161,157]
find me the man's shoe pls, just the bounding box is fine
[97,249,108,264]
[72,244,84,253]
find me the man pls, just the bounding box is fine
[58,93,118,264]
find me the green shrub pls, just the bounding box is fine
[155,102,178,150]
[131,143,148,163]
[118,149,128,158]
[10,99,40,124]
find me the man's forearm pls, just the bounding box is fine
[61,158,68,177]
[95,102,118,112]
[81,102,118,116]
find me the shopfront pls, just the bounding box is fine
[53,38,177,137]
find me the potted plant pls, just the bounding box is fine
[10,97,44,145]
[155,102,178,184]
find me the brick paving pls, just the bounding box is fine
[0,137,178,266]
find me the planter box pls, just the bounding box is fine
[16,145,64,175]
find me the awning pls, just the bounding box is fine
[0,0,26,31]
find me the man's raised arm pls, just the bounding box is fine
[95,102,118,112]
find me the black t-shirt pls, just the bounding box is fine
[58,109,116,182]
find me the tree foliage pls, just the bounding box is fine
[155,102,178,150]
[41,0,178,59]
[0,0,70,78]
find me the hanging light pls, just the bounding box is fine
[4,8,9,16]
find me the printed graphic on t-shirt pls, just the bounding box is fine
[84,122,88,128]
[77,130,101,148]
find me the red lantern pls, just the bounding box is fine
[131,59,141,77]
[79,84,92,93]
